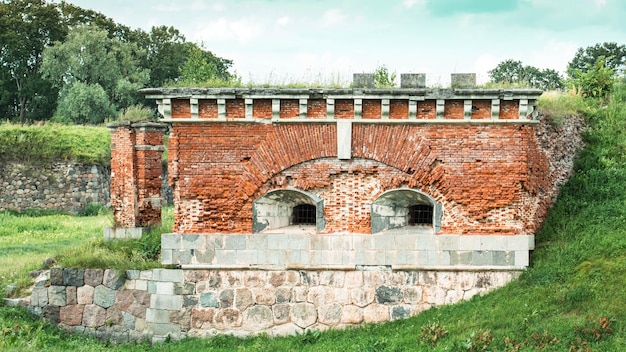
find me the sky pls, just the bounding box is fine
[60,0,626,86]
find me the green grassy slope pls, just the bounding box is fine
[2,85,626,350]
[0,123,110,166]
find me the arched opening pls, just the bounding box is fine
[371,189,442,234]
[252,189,325,233]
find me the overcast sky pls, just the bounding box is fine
[61,0,625,86]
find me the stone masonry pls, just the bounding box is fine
[30,267,518,343]
[0,162,109,213]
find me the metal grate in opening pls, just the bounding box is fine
[408,204,433,225]
[292,204,316,225]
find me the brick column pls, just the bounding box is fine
[106,122,168,239]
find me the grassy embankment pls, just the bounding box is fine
[2,84,626,350]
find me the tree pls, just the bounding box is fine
[144,26,187,87]
[54,82,114,124]
[488,59,564,90]
[40,25,149,123]
[373,65,397,88]
[0,0,66,122]
[179,42,235,84]
[567,42,626,78]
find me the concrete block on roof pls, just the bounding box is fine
[451,73,476,88]
[400,73,426,88]
[353,73,375,88]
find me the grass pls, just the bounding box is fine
[2,85,626,350]
[0,123,110,166]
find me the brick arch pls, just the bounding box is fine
[238,124,337,197]
[351,124,446,192]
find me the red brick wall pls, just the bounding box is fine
[307,99,326,118]
[168,122,549,235]
[335,99,354,119]
[253,99,272,119]
[471,100,492,119]
[362,99,381,119]
[389,100,408,119]
[417,100,437,119]
[444,100,464,119]
[199,100,218,118]
[226,99,245,119]
[280,99,299,118]
[500,100,519,119]
[110,123,166,227]
[172,99,190,118]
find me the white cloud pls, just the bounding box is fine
[190,1,207,11]
[276,16,290,26]
[151,4,181,13]
[195,17,263,44]
[527,40,579,72]
[212,3,227,12]
[473,54,500,84]
[321,9,348,28]
[402,0,426,8]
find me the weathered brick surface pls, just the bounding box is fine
[500,100,519,119]
[389,99,408,119]
[109,123,166,227]
[335,99,354,119]
[307,99,326,118]
[417,100,436,119]
[253,99,272,119]
[226,99,245,119]
[280,99,299,118]
[444,100,464,119]
[472,100,492,119]
[172,99,191,118]
[199,99,218,118]
[167,122,549,235]
[362,99,382,119]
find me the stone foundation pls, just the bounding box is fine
[30,267,520,344]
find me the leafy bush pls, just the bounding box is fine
[570,59,615,99]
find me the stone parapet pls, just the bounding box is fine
[161,233,534,270]
[30,267,520,343]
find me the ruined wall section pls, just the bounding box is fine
[108,122,167,228]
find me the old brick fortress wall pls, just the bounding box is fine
[168,123,545,236]
[134,74,551,271]
[143,82,547,243]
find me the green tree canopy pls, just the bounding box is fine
[179,42,235,84]
[40,25,149,123]
[488,59,564,90]
[567,42,626,78]
[0,0,66,121]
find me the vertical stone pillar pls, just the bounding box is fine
[105,121,168,240]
